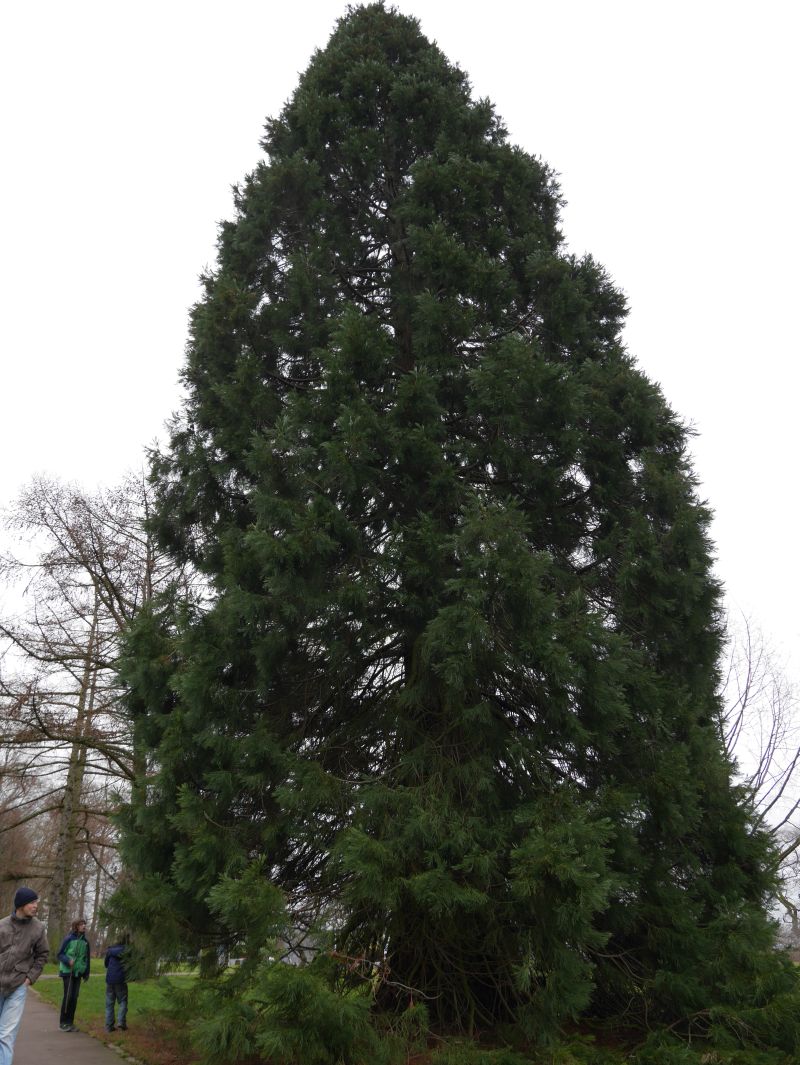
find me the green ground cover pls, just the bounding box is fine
[34,973,195,1029]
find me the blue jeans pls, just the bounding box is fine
[105,982,127,1029]
[0,984,27,1065]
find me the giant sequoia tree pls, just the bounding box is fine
[116,5,799,1059]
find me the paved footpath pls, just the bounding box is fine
[14,988,129,1065]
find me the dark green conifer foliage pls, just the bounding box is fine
[115,3,798,1055]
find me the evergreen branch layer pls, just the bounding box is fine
[112,5,800,1061]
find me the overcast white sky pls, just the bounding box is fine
[2,1,798,674]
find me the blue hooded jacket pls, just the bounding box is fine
[104,944,128,984]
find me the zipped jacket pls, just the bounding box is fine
[57,932,91,978]
[0,912,49,996]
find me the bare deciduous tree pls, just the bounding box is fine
[720,613,800,947]
[721,615,800,837]
[0,473,191,947]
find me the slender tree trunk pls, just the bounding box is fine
[90,849,103,940]
[77,870,88,921]
[47,599,99,955]
[130,531,156,810]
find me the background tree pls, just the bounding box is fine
[721,615,800,839]
[0,748,54,910]
[721,615,800,951]
[113,4,800,1060]
[0,473,189,947]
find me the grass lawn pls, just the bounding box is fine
[34,972,199,1065]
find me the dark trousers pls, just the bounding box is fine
[59,972,81,1025]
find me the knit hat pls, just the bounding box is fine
[13,887,38,910]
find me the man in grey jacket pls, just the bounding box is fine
[0,887,49,1063]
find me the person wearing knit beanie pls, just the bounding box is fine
[13,888,38,913]
[0,885,49,1062]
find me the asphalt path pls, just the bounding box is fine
[14,987,129,1065]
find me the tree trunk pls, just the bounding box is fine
[89,850,103,940]
[47,599,99,955]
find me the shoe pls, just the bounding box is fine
[119,1025,127,1030]
[105,1026,115,1033]
[68,1025,78,1032]
[59,1024,70,1031]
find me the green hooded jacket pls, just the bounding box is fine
[57,932,90,978]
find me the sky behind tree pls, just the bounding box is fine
[3,0,797,672]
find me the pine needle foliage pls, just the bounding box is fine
[114,2,800,1058]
